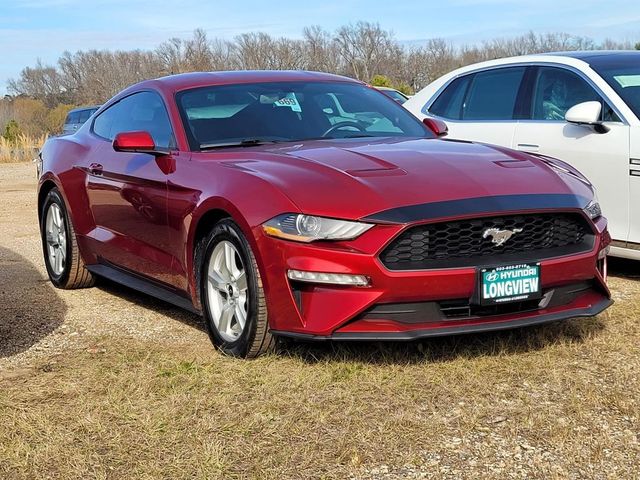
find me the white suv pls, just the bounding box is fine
[404,51,640,260]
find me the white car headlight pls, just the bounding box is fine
[263,214,373,242]
[584,199,602,220]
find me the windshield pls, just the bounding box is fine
[592,59,640,119]
[176,81,431,150]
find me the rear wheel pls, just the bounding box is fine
[198,219,274,357]
[40,188,95,289]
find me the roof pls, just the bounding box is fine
[543,50,640,61]
[415,50,640,83]
[134,70,360,93]
[68,105,101,113]
[543,50,640,69]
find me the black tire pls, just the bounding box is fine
[197,219,274,358]
[40,187,95,289]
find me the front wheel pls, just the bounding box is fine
[198,219,274,357]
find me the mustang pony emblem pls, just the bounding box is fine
[483,227,523,247]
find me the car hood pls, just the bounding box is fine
[215,137,595,221]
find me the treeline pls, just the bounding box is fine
[3,23,639,139]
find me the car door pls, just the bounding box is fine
[627,130,640,248]
[512,66,630,244]
[85,91,177,281]
[426,66,527,148]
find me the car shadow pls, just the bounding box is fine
[0,246,67,358]
[92,269,606,365]
[94,277,206,332]
[608,256,640,280]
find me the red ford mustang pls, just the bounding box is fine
[37,71,612,357]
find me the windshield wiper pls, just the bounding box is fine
[199,138,280,150]
[199,135,380,150]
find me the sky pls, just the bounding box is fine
[1,0,639,94]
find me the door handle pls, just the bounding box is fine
[516,143,540,152]
[89,163,103,175]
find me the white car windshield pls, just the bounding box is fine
[593,58,640,120]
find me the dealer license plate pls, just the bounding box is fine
[479,263,541,306]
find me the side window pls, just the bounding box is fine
[77,109,91,124]
[602,104,621,122]
[428,75,472,120]
[315,93,338,115]
[92,92,175,148]
[531,67,620,122]
[317,91,404,134]
[462,67,526,120]
[333,92,372,114]
[65,111,80,125]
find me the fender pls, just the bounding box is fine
[185,186,300,308]
[185,196,255,306]
[39,135,100,265]
[184,170,302,309]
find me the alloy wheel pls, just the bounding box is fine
[45,203,67,276]
[206,240,249,342]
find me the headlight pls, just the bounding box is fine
[584,199,602,220]
[263,214,373,242]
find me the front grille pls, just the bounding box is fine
[380,212,594,270]
[438,281,594,319]
[439,298,541,318]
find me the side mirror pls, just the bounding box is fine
[565,101,609,133]
[113,131,168,155]
[423,117,448,137]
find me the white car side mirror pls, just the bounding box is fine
[565,101,609,133]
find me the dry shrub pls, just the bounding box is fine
[0,134,47,163]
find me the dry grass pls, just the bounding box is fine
[1,307,639,479]
[0,162,639,479]
[0,134,47,163]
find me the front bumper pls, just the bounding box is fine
[272,297,612,341]
[254,214,611,339]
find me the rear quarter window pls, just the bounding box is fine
[92,92,174,148]
[77,109,91,123]
[428,75,472,119]
[65,111,80,124]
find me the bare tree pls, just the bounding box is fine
[7,59,66,106]
[5,25,639,137]
[334,22,395,81]
[234,32,278,69]
[210,38,236,70]
[302,26,341,73]
[156,37,187,74]
[183,28,215,70]
[157,30,218,73]
[57,49,162,104]
[403,39,458,90]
